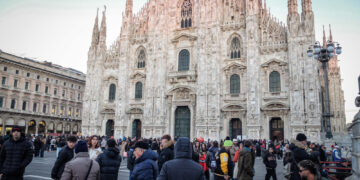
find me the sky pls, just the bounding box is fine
[0,0,359,123]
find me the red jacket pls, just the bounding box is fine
[199,153,209,171]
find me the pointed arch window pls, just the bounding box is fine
[230,37,241,59]
[181,0,192,28]
[178,49,190,71]
[137,49,146,68]
[230,74,240,94]
[135,82,143,99]
[269,71,281,92]
[109,84,116,102]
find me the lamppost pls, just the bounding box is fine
[307,40,342,139]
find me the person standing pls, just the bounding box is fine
[0,126,33,180]
[127,142,136,180]
[199,143,209,180]
[96,139,121,180]
[51,137,56,151]
[40,137,46,158]
[230,139,239,160]
[88,135,102,160]
[158,134,174,172]
[237,140,255,180]
[157,137,205,180]
[263,147,277,180]
[100,137,107,151]
[214,140,233,180]
[33,136,42,157]
[131,141,159,180]
[51,136,77,180]
[61,140,100,180]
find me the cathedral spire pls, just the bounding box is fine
[323,25,327,48]
[301,0,312,14]
[99,6,107,47]
[329,24,333,42]
[91,8,99,47]
[288,0,298,15]
[126,0,133,17]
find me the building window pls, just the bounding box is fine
[109,84,116,101]
[27,72,30,77]
[0,97,3,108]
[10,99,16,109]
[230,74,240,94]
[230,37,241,59]
[3,67,7,71]
[68,107,72,116]
[33,103,37,112]
[135,82,143,99]
[62,90,66,97]
[51,105,56,114]
[77,93,81,101]
[25,82,29,90]
[60,106,64,115]
[46,78,49,82]
[178,49,190,71]
[22,101,27,110]
[2,77,6,85]
[137,50,146,68]
[71,84,73,88]
[35,84,39,92]
[15,70,19,74]
[78,86,81,90]
[54,88,57,95]
[181,0,192,28]
[37,75,40,79]
[64,82,66,86]
[13,79,18,88]
[269,71,281,92]
[45,86,49,94]
[55,80,58,84]
[43,104,47,113]
[76,109,80,117]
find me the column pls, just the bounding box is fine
[62,123,65,134]
[2,122,5,136]
[35,121,39,135]
[25,120,28,135]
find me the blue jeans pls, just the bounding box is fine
[129,170,132,180]
[56,147,62,158]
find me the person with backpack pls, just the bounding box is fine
[96,139,121,180]
[214,140,233,180]
[206,141,220,173]
[263,147,277,180]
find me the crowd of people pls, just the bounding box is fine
[0,125,353,180]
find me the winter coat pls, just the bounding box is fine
[51,146,75,180]
[237,147,255,180]
[131,149,159,180]
[263,152,277,169]
[214,148,233,177]
[33,139,42,150]
[158,140,174,171]
[127,148,135,171]
[96,147,122,180]
[60,152,100,180]
[0,136,33,179]
[157,137,205,180]
[199,152,208,172]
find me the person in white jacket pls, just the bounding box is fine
[88,135,103,160]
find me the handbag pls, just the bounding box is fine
[85,160,93,180]
[123,152,128,158]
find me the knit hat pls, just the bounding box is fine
[134,141,149,150]
[296,133,307,142]
[107,139,116,148]
[12,125,21,133]
[75,140,88,154]
[224,140,233,147]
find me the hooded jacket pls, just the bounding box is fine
[158,140,174,171]
[214,147,233,177]
[131,149,159,180]
[157,137,205,180]
[263,151,277,169]
[60,152,100,180]
[96,147,122,180]
[237,147,255,180]
[51,145,74,180]
[0,136,33,178]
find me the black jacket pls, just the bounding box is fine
[51,146,74,180]
[158,140,174,171]
[33,139,42,150]
[157,137,205,180]
[289,140,318,180]
[96,147,122,180]
[263,152,277,169]
[127,148,136,171]
[0,136,33,178]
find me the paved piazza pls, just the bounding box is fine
[24,151,285,180]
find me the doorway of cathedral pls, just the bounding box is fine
[229,118,242,139]
[28,120,36,135]
[175,106,190,138]
[132,119,142,138]
[269,117,284,141]
[105,120,114,137]
[38,121,46,135]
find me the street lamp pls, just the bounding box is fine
[307,40,342,139]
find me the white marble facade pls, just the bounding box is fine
[81,0,344,143]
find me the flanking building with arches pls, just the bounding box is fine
[82,0,346,143]
[0,51,84,136]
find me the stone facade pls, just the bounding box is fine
[0,51,85,136]
[82,0,345,143]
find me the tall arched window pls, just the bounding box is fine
[230,37,241,59]
[178,49,190,71]
[137,49,146,68]
[181,0,192,28]
[230,74,240,94]
[269,71,281,92]
[109,84,116,101]
[135,82,143,99]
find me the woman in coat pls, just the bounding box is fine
[96,139,122,180]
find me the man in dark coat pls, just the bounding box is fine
[263,147,277,180]
[237,140,255,180]
[157,137,205,180]
[51,136,77,180]
[158,135,174,171]
[0,126,33,180]
[131,141,159,180]
[96,139,122,180]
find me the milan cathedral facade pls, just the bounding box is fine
[82,0,346,143]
